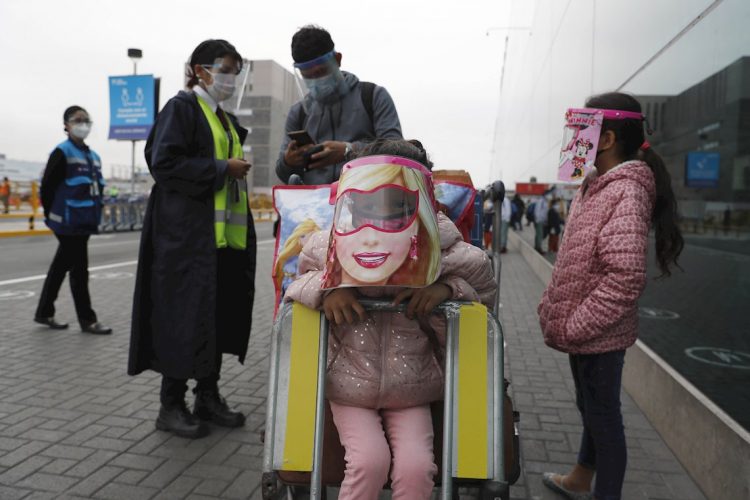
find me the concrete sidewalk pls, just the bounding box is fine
[0,238,704,499]
[499,248,704,500]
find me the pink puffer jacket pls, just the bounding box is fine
[285,212,496,409]
[538,160,655,354]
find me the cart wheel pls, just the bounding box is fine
[261,472,279,500]
[286,485,325,499]
[287,485,310,500]
[480,480,509,500]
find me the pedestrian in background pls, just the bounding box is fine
[499,194,511,253]
[533,195,549,254]
[526,200,535,227]
[538,92,684,500]
[511,193,525,231]
[483,197,494,249]
[546,199,562,253]
[129,39,256,439]
[35,106,112,335]
[0,177,10,213]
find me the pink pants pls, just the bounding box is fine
[329,401,437,500]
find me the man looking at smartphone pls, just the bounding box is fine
[276,25,403,185]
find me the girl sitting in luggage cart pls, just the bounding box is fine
[285,140,496,500]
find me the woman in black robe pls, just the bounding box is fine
[128,39,256,439]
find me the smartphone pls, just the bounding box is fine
[302,144,325,171]
[287,130,315,146]
[302,144,325,160]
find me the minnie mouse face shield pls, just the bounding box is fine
[558,108,644,182]
[323,156,441,289]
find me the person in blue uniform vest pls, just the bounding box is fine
[129,40,256,439]
[35,106,112,335]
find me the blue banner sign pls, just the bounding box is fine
[108,75,155,140]
[685,152,720,188]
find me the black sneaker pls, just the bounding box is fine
[34,317,69,329]
[194,391,246,428]
[156,401,210,439]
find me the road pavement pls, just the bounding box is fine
[0,225,704,499]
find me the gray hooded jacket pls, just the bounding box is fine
[275,71,402,185]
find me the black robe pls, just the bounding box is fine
[128,90,256,379]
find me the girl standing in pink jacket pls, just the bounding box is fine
[285,139,496,500]
[538,93,684,500]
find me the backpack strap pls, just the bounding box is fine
[298,104,307,130]
[359,81,376,124]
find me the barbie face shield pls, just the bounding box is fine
[323,156,441,289]
[558,108,644,181]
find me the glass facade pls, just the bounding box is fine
[493,0,750,430]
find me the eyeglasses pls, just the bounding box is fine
[202,64,241,76]
[67,118,92,125]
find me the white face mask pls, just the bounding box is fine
[70,123,91,140]
[205,72,237,102]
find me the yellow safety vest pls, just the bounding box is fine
[196,95,248,250]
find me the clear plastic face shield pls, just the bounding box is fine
[200,57,250,108]
[293,50,346,102]
[558,108,644,181]
[333,185,419,236]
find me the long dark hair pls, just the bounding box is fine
[585,92,684,277]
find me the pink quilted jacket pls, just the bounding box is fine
[538,160,655,354]
[285,212,496,409]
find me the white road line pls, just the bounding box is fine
[0,239,275,286]
[89,239,141,248]
[0,261,138,286]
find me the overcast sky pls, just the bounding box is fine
[493,0,749,184]
[1,0,746,188]
[0,0,524,186]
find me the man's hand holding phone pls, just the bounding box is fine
[284,130,317,169]
[283,130,350,171]
[307,141,348,170]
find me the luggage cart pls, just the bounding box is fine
[261,298,510,500]
[262,180,518,500]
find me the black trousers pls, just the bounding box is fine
[35,234,97,325]
[161,353,222,406]
[160,248,242,406]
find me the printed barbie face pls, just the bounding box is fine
[333,184,419,285]
[334,222,418,285]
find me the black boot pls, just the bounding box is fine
[194,391,246,428]
[156,401,209,439]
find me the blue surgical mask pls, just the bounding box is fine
[304,69,347,103]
